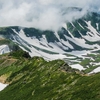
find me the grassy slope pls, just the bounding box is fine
[0,51,100,100]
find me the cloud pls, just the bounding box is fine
[0,0,100,31]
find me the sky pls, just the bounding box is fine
[0,0,100,31]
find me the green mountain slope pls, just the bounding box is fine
[0,51,100,100]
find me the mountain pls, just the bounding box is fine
[0,12,100,56]
[0,12,100,72]
[0,9,100,100]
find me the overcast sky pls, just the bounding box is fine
[0,0,100,31]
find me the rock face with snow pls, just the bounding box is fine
[0,12,100,60]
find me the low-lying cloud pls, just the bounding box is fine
[0,0,100,31]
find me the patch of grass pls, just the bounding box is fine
[80,58,90,67]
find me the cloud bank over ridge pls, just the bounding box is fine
[0,0,100,31]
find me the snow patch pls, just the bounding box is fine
[89,67,100,74]
[0,83,8,91]
[0,45,10,55]
[83,21,100,42]
[96,23,99,30]
[67,50,90,58]
[70,64,85,71]
[62,23,67,30]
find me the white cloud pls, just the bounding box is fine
[0,0,100,31]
